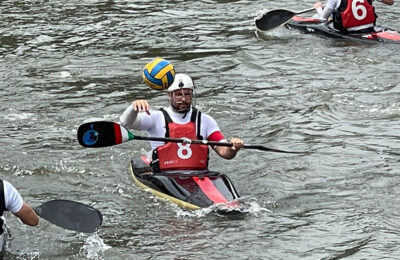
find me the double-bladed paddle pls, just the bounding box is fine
[77,121,307,154]
[255,8,315,31]
[34,200,102,233]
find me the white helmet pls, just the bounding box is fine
[168,73,194,92]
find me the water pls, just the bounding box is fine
[1,0,399,259]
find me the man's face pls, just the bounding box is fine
[169,88,193,112]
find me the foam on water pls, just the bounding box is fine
[80,233,111,259]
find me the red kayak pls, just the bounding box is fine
[130,156,244,215]
[286,16,400,44]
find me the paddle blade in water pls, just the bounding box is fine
[77,121,133,147]
[255,9,296,31]
[34,200,103,233]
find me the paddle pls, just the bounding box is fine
[255,8,315,31]
[77,121,307,154]
[34,200,102,233]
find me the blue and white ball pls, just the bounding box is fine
[142,58,175,90]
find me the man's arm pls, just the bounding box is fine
[4,180,39,226]
[213,137,244,160]
[379,0,394,5]
[203,115,244,160]
[314,0,337,21]
[14,202,39,226]
[120,100,151,129]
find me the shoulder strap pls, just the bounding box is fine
[160,108,173,138]
[339,0,347,11]
[191,107,204,140]
[0,179,5,215]
[190,107,197,122]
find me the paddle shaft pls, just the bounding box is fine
[132,135,306,154]
[295,8,315,15]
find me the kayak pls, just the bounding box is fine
[285,16,400,44]
[130,156,243,215]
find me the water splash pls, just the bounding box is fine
[175,196,273,218]
[80,233,111,259]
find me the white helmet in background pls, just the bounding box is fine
[168,73,194,92]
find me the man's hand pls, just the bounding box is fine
[229,137,244,152]
[314,1,324,9]
[132,100,150,115]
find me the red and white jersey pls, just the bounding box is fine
[120,106,225,161]
[316,0,376,31]
[341,0,376,31]
[153,108,209,170]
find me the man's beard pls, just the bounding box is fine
[171,101,191,113]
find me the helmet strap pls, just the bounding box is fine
[192,82,197,108]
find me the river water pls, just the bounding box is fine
[1,0,399,259]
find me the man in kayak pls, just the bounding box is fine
[1,179,39,256]
[314,0,394,33]
[120,73,244,172]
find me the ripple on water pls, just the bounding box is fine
[1,0,400,259]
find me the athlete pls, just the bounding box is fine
[120,73,244,172]
[314,0,394,33]
[1,179,39,256]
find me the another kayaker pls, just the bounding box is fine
[313,0,394,33]
[1,179,39,256]
[120,73,244,172]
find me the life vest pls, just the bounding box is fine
[151,108,209,172]
[334,0,376,32]
[0,180,5,235]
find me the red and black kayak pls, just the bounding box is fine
[130,156,243,215]
[285,16,400,44]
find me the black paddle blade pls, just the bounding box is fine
[255,9,295,31]
[77,121,129,148]
[34,200,103,233]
